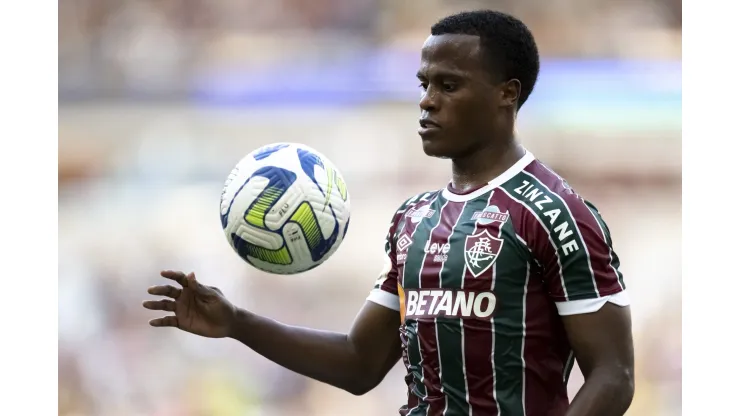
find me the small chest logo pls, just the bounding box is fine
[397,234,413,252]
[424,241,450,263]
[464,230,503,278]
[406,206,435,224]
[396,234,413,264]
[471,205,509,225]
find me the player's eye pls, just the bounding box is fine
[418,83,428,91]
[442,82,457,92]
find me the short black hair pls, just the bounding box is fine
[431,10,540,109]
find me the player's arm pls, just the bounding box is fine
[228,300,401,395]
[229,207,408,395]
[147,271,401,395]
[562,303,634,416]
[145,205,409,396]
[533,195,634,415]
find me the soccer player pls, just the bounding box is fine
[143,10,634,416]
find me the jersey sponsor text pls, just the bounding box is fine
[513,179,580,256]
[404,289,496,319]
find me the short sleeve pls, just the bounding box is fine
[366,216,402,311]
[535,195,630,316]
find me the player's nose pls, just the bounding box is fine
[419,88,439,113]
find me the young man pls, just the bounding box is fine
[144,10,634,416]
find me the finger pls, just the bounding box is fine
[160,270,189,287]
[147,285,181,299]
[142,299,176,312]
[185,272,198,289]
[149,316,178,328]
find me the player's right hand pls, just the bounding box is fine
[143,270,237,338]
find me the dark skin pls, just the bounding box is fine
[144,271,400,395]
[416,34,524,193]
[144,34,634,414]
[563,304,635,416]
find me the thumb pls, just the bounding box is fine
[185,272,201,290]
[188,273,217,296]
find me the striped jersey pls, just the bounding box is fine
[367,151,629,416]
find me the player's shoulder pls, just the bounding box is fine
[394,189,442,215]
[522,158,599,207]
[385,189,442,230]
[508,157,608,231]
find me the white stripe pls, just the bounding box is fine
[402,193,441,287]
[407,193,444,415]
[497,186,569,300]
[437,201,468,416]
[460,219,473,416]
[583,205,624,290]
[461,192,498,416]
[461,319,471,416]
[563,351,575,382]
[516,233,541,268]
[490,244,499,413]
[416,198,450,415]
[515,233,528,248]
[402,193,441,415]
[521,262,530,414]
[539,161,623,291]
[521,171,599,297]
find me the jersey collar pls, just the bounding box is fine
[441,150,536,202]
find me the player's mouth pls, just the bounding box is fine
[418,118,441,136]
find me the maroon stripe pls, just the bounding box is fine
[416,200,465,415]
[523,162,567,195]
[525,162,621,296]
[421,201,465,283]
[567,202,621,296]
[399,195,440,285]
[459,192,499,416]
[520,275,571,415]
[379,278,399,296]
[400,360,419,416]
[520,161,607,413]
[495,189,568,301]
[380,207,410,295]
[398,193,440,413]
[493,187,572,415]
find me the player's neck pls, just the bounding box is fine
[450,141,525,194]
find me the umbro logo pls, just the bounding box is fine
[397,234,413,252]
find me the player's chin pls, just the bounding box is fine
[420,137,455,159]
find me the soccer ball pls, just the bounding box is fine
[219,143,351,274]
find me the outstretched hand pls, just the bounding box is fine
[143,270,237,338]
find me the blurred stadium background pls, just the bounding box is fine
[58,0,681,415]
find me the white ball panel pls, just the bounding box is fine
[220,142,351,275]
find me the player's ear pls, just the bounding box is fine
[499,79,520,108]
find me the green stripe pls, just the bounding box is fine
[585,202,625,289]
[403,195,444,413]
[372,193,432,291]
[437,195,490,415]
[501,172,597,300]
[403,195,444,288]
[436,317,469,413]
[404,321,428,415]
[492,238,528,416]
[440,197,490,287]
